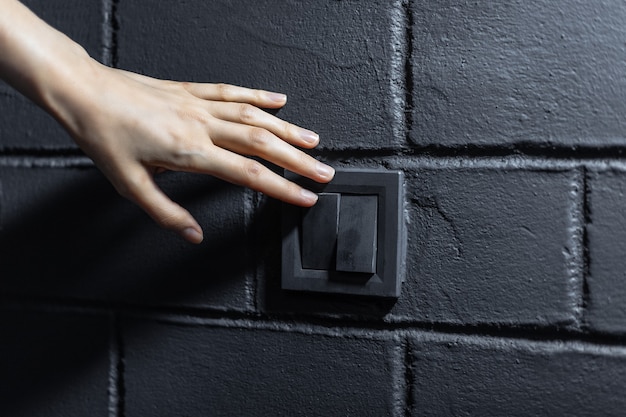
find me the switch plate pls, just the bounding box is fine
[281,168,404,298]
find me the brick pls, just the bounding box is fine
[410,0,626,147]
[393,168,579,325]
[0,165,250,311]
[0,309,109,417]
[586,169,626,334]
[123,320,396,417]
[0,0,103,150]
[410,334,626,416]
[116,0,400,150]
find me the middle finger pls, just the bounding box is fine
[206,101,320,149]
[208,119,334,184]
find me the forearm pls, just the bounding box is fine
[0,0,94,126]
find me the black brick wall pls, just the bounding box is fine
[1,1,625,416]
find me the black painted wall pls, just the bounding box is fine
[1,1,626,416]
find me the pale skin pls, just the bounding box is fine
[0,0,334,244]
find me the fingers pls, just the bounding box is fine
[206,102,319,149]
[119,167,204,244]
[199,145,320,207]
[208,119,334,184]
[183,82,287,109]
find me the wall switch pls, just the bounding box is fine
[301,193,340,270]
[336,195,378,274]
[281,168,404,298]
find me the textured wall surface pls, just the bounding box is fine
[2,1,626,416]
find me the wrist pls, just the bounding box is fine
[0,0,100,138]
[39,48,102,137]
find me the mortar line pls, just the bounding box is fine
[389,0,411,146]
[391,335,409,417]
[243,187,259,313]
[567,167,586,327]
[102,0,119,67]
[306,144,626,161]
[4,297,626,348]
[402,0,414,146]
[580,166,592,330]
[403,337,415,417]
[107,313,124,417]
[7,145,626,163]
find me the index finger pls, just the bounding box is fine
[182,83,288,108]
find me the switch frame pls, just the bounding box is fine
[281,168,404,298]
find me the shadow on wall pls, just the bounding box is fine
[0,168,251,308]
[0,167,262,416]
[0,310,110,417]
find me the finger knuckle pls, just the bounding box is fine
[163,132,192,162]
[248,127,271,151]
[216,83,233,101]
[238,103,257,124]
[283,122,297,140]
[241,159,264,186]
[164,129,186,151]
[164,128,209,169]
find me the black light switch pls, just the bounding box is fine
[336,195,378,273]
[282,168,404,298]
[301,193,340,270]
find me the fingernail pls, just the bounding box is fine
[182,227,203,244]
[300,129,319,144]
[267,92,287,103]
[300,189,319,205]
[316,162,335,180]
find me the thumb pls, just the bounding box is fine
[120,169,204,244]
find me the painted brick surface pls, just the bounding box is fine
[116,0,401,151]
[0,309,109,417]
[123,319,396,417]
[3,0,626,415]
[0,0,102,149]
[410,0,626,148]
[586,169,626,334]
[395,167,580,325]
[410,334,626,416]
[0,165,250,310]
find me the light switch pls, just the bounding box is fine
[301,193,340,270]
[281,168,404,298]
[336,195,378,273]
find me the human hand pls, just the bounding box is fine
[0,0,334,244]
[52,61,334,244]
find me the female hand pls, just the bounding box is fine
[0,0,334,244]
[56,62,334,244]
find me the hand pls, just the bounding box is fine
[56,62,335,244]
[0,0,334,244]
